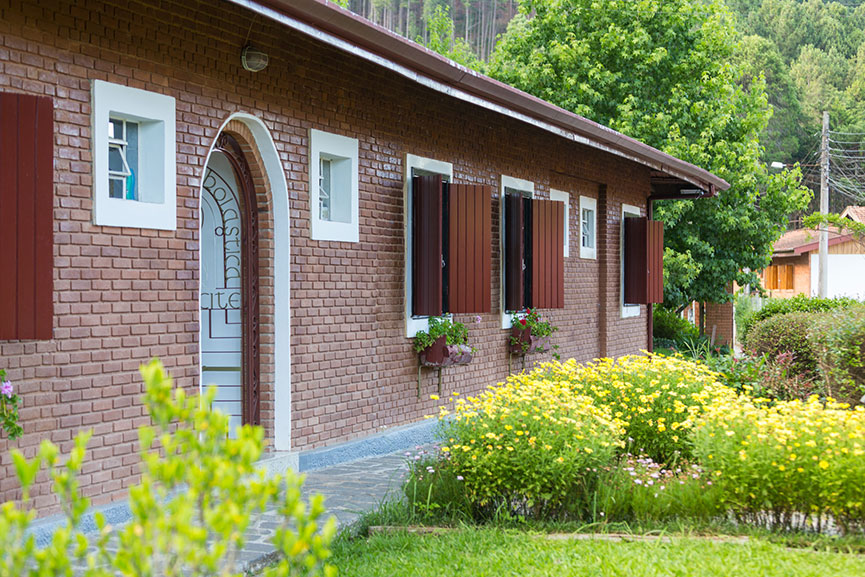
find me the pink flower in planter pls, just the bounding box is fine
[475,315,482,324]
[1,380,12,399]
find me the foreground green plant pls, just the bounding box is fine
[0,359,335,577]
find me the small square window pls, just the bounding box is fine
[92,80,176,230]
[580,196,597,260]
[309,129,359,242]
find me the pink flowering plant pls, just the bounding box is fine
[1,369,23,440]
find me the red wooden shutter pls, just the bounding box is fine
[448,184,492,313]
[412,174,443,316]
[624,217,663,305]
[0,92,53,340]
[504,193,524,311]
[531,198,564,309]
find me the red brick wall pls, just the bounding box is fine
[0,0,651,511]
[704,302,734,347]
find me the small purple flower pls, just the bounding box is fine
[456,475,464,481]
[475,315,482,324]
[634,479,643,485]
[1,380,12,399]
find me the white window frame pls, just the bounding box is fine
[579,195,598,260]
[500,175,535,329]
[91,79,176,230]
[549,189,570,258]
[309,129,359,243]
[621,203,642,318]
[404,154,453,337]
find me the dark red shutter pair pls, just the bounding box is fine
[624,217,664,304]
[412,175,491,316]
[504,193,565,311]
[0,92,54,340]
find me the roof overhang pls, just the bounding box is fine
[228,0,729,195]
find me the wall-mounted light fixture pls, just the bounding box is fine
[241,44,269,72]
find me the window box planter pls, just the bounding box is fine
[509,326,551,355]
[419,335,474,367]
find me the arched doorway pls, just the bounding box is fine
[200,133,260,431]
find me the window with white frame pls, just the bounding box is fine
[108,118,138,200]
[500,175,534,329]
[549,190,570,258]
[580,195,597,260]
[91,80,175,230]
[621,203,642,318]
[404,154,453,337]
[309,129,359,242]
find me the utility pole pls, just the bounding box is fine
[818,111,829,298]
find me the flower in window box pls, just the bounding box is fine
[415,316,474,367]
[509,309,557,355]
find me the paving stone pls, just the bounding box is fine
[71,448,418,575]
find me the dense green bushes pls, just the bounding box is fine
[810,305,865,405]
[745,312,818,377]
[740,294,858,344]
[653,307,698,342]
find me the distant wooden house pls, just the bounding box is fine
[763,206,865,299]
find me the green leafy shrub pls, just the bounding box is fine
[701,353,770,396]
[740,295,858,345]
[652,307,698,343]
[694,394,865,533]
[0,359,336,577]
[745,312,819,379]
[809,304,865,405]
[437,378,622,518]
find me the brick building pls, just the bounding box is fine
[0,0,727,512]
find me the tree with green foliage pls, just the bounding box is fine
[486,0,811,312]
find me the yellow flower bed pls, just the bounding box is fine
[694,394,865,532]
[534,354,735,462]
[441,375,622,514]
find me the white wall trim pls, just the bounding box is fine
[309,129,359,243]
[500,176,535,329]
[579,195,597,260]
[91,80,176,230]
[621,203,642,318]
[550,189,570,258]
[404,154,453,338]
[200,113,292,451]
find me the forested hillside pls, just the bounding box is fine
[346,0,865,212]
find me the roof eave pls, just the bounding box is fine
[232,0,729,193]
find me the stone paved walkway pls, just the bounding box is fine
[71,448,417,575]
[240,449,413,572]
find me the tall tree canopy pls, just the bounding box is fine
[486,0,811,309]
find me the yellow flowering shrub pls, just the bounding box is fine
[534,354,734,462]
[694,394,865,533]
[440,376,622,516]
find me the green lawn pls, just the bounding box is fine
[331,528,865,576]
